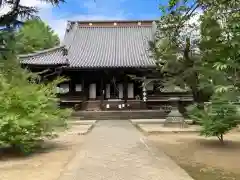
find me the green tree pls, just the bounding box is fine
[0,0,64,27]
[0,60,71,153]
[0,0,72,153]
[199,3,240,98]
[16,19,60,54]
[149,2,213,107]
[197,1,240,142]
[151,0,240,140]
[152,0,240,97]
[0,0,64,57]
[189,96,239,144]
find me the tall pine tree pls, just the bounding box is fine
[16,19,60,54]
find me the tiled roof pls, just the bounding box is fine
[20,20,156,68]
[19,46,69,65]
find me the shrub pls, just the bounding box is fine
[0,66,71,153]
[188,97,239,144]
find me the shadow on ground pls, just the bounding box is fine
[0,140,72,160]
[148,133,240,180]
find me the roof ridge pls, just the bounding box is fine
[67,20,157,23]
[18,46,65,58]
[76,26,152,28]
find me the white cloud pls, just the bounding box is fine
[0,2,12,16]
[20,0,50,7]
[0,0,127,40]
[41,12,126,41]
[0,0,49,16]
[40,0,127,40]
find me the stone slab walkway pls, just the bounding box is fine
[58,120,194,180]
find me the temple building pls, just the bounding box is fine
[19,20,192,111]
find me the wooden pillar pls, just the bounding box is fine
[100,77,104,106]
[70,77,75,93]
[81,78,84,91]
[123,76,128,103]
[113,78,116,98]
[81,78,85,100]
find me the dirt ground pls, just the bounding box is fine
[0,129,84,180]
[148,131,240,180]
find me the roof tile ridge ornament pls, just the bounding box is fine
[64,21,78,51]
[61,47,70,67]
[66,21,74,32]
[18,46,66,58]
[65,58,70,66]
[62,46,68,56]
[152,21,157,40]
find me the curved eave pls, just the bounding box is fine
[21,62,68,67]
[18,46,69,66]
[65,64,156,69]
[18,46,65,58]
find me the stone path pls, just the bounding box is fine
[58,120,194,180]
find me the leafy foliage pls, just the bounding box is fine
[0,30,14,60]
[149,2,213,106]
[0,0,65,27]
[0,61,71,153]
[188,96,239,143]
[0,0,72,154]
[0,0,64,55]
[151,0,240,137]
[199,5,240,97]
[16,19,60,54]
[154,0,240,96]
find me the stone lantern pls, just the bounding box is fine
[164,97,188,128]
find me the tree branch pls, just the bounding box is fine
[0,0,21,26]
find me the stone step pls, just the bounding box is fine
[69,119,97,125]
[131,119,166,124]
[72,110,168,120]
[84,101,102,111]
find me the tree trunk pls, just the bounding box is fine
[217,134,224,144]
[183,38,213,107]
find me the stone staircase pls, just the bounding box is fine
[83,100,102,111]
[72,110,168,120]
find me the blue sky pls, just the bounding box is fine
[52,0,163,20]
[38,0,166,39]
[0,0,201,40]
[0,0,167,39]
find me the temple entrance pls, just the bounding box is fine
[110,83,119,99]
[96,81,102,100]
[134,81,142,99]
[105,76,121,99]
[85,72,142,101]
